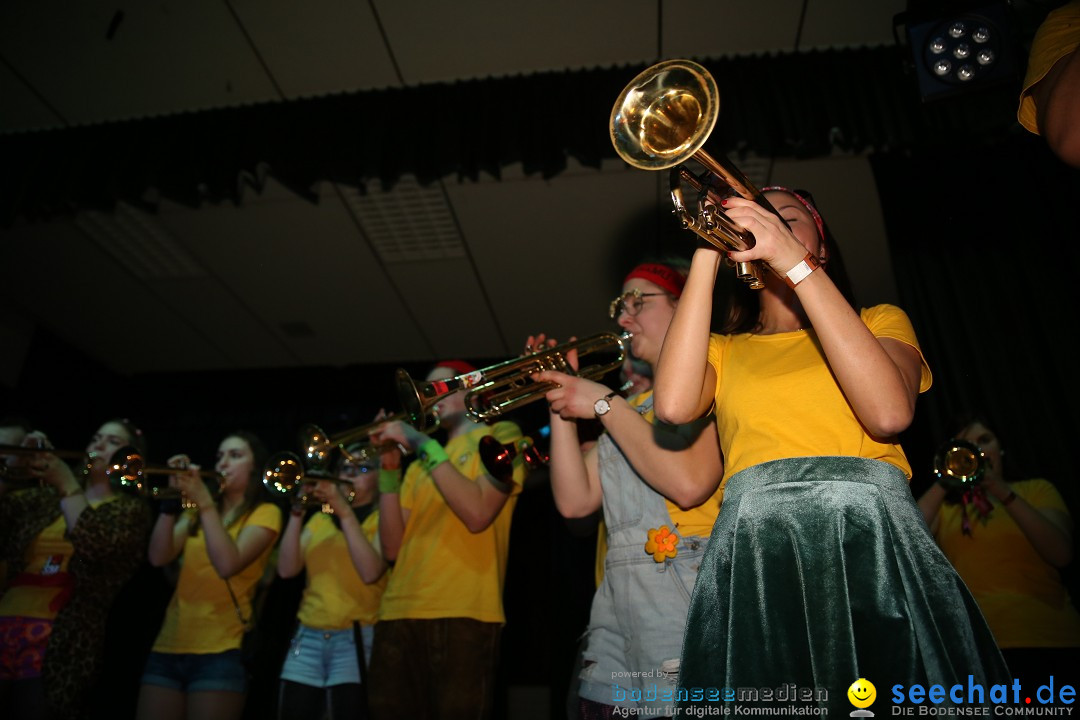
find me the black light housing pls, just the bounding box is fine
[898,1,1020,102]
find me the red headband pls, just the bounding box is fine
[623,263,686,298]
[434,359,477,376]
[762,186,825,241]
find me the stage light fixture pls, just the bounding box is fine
[901,2,1019,102]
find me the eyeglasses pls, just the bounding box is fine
[608,290,666,319]
[340,462,375,477]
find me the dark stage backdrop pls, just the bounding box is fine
[871,132,1080,600]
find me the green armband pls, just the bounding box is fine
[378,467,403,494]
[417,439,449,473]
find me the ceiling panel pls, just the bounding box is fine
[229,0,401,98]
[0,220,229,373]
[664,0,805,59]
[376,0,658,85]
[383,255,506,360]
[801,0,906,50]
[157,184,433,367]
[0,0,279,126]
[0,60,64,131]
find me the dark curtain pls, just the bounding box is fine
[870,135,1080,517]
[1,45,1020,226]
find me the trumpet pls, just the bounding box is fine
[932,438,986,491]
[299,408,440,471]
[0,444,97,486]
[611,58,784,289]
[262,451,357,509]
[396,331,631,425]
[478,435,548,485]
[104,446,225,504]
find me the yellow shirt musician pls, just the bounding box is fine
[368,360,529,720]
[275,445,388,720]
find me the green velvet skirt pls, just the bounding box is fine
[677,457,1010,715]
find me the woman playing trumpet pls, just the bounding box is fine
[528,260,725,718]
[136,431,282,720]
[276,443,388,720]
[651,186,1009,713]
[918,414,1080,687]
[0,418,152,720]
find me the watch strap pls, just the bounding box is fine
[783,251,822,289]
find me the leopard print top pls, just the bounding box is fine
[0,487,152,719]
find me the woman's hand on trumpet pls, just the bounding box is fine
[167,454,214,509]
[720,196,813,277]
[370,409,423,459]
[23,431,81,495]
[311,480,352,516]
[525,333,603,421]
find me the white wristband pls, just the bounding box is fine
[783,252,821,289]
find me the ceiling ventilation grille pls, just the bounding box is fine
[74,203,207,280]
[344,176,465,264]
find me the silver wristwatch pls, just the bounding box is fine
[593,391,618,417]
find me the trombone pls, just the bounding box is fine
[396,331,631,426]
[610,58,783,289]
[104,446,224,505]
[262,451,357,510]
[932,438,986,492]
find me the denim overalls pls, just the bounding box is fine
[577,424,708,716]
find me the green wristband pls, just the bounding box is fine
[378,467,403,494]
[417,439,449,473]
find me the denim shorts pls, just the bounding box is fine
[279,624,361,688]
[141,649,246,693]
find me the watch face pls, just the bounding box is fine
[594,398,611,416]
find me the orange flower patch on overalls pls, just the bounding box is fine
[644,525,678,563]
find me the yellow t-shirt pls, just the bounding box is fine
[153,502,282,654]
[1018,0,1080,134]
[594,390,726,587]
[708,304,932,487]
[0,495,120,620]
[936,479,1080,648]
[297,510,387,629]
[378,421,526,624]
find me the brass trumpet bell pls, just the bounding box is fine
[933,438,986,491]
[479,435,548,485]
[262,451,356,509]
[611,59,785,290]
[609,59,719,171]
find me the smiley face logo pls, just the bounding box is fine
[847,678,876,709]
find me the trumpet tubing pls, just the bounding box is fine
[300,408,439,471]
[397,331,631,424]
[0,444,97,486]
[610,58,786,290]
[104,446,224,502]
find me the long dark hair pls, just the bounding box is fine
[190,430,270,536]
[718,190,858,334]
